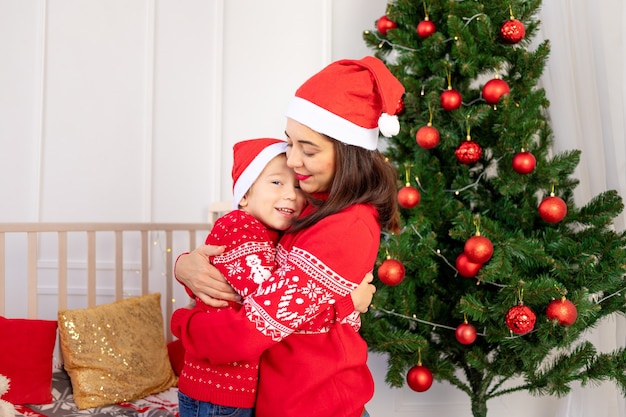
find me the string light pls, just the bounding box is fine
[595,287,626,304]
[374,303,544,340]
[406,224,507,287]
[367,11,487,52]
[128,231,179,305]
[151,232,179,306]
[462,13,486,27]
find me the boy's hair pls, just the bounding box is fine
[289,139,400,234]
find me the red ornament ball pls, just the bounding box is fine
[395,97,406,116]
[416,125,440,149]
[546,298,578,326]
[377,258,406,286]
[455,140,482,165]
[455,253,482,278]
[455,322,478,345]
[406,364,433,392]
[398,186,420,208]
[417,19,436,38]
[377,15,397,36]
[440,89,462,111]
[538,195,567,223]
[505,304,536,335]
[500,18,526,44]
[482,78,510,104]
[512,151,536,174]
[464,235,494,264]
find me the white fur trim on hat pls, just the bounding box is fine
[286,97,379,150]
[232,141,287,210]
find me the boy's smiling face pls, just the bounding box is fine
[240,154,306,231]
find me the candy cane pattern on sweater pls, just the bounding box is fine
[244,243,360,341]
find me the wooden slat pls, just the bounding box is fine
[165,230,174,342]
[115,230,123,300]
[58,231,68,311]
[189,228,198,251]
[87,231,96,307]
[141,230,149,295]
[0,232,5,316]
[27,231,38,318]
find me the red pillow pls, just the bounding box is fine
[167,339,185,376]
[0,316,57,404]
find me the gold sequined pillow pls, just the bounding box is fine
[58,293,177,409]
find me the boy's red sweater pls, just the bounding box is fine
[173,209,278,408]
[171,203,379,417]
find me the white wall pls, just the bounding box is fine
[0,1,601,416]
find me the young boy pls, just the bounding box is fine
[174,138,306,417]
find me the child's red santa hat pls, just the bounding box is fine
[232,138,287,209]
[285,56,405,150]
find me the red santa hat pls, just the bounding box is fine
[285,56,405,150]
[232,138,287,209]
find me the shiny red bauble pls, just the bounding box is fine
[398,186,421,209]
[505,304,536,335]
[538,195,567,223]
[406,364,433,392]
[396,97,406,115]
[512,151,537,174]
[440,89,462,111]
[455,140,482,165]
[464,235,494,264]
[377,258,406,286]
[546,298,578,326]
[377,15,397,36]
[500,18,525,44]
[416,125,440,149]
[482,78,510,104]
[455,253,482,278]
[455,322,478,345]
[417,19,436,38]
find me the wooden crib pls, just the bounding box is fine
[0,222,213,417]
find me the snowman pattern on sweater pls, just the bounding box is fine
[246,254,272,284]
[209,210,277,299]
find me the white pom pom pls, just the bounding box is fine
[378,113,400,137]
[0,375,9,396]
[0,399,16,417]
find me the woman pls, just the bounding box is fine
[172,56,404,417]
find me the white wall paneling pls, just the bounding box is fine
[151,0,224,221]
[41,0,151,221]
[0,0,47,220]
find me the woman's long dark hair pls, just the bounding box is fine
[289,139,400,234]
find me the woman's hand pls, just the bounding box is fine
[175,245,242,307]
[350,271,376,313]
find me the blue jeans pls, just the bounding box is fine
[178,391,254,417]
[362,409,371,417]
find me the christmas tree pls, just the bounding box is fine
[361,1,626,416]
